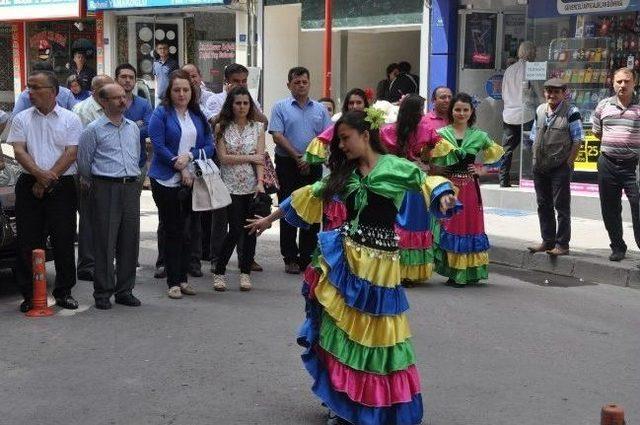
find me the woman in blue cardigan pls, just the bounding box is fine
[148,69,215,299]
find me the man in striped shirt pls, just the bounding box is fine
[592,67,640,262]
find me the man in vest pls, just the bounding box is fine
[527,78,584,256]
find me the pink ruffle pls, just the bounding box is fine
[317,347,421,407]
[318,124,335,143]
[324,200,348,230]
[394,224,433,249]
[304,266,320,299]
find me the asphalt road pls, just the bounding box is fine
[0,232,638,425]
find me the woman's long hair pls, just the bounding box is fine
[395,93,425,158]
[216,86,257,139]
[162,70,210,135]
[341,88,370,114]
[323,110,386,202]
[447,92,477,127]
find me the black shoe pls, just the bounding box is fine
[77,270,94,281]
[95,298,112,310]
[55,295,79,310]
[285,262,301,274]
[19,299,32,313]
[188,268,203,278]
[154,267,167,279]
[609,251,626,262]
[499,181,511,188]
[114,294,141,307]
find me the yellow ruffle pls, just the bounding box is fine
[305,137,329,160]
[446,251,489,269]
[430,139,457,158]
[420,175,452,204]
[400,263,434,282]
[290,185,323,224]
[343,237,400,287]
[483,142,505,164]
[314,274,411,347]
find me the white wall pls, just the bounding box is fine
[263,4,301,119]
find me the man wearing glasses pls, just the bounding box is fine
[7,70,83,313]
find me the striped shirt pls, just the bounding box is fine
[591,96,640,159]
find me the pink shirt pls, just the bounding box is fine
[380,112,449,161]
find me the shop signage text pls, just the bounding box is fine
[529,0,639,17]
[88,0,222,10]
[525,62,548,81]
[0,0,81,19]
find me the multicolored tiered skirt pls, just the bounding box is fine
[435,174,489,284]
[395,191,436,283]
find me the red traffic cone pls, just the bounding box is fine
[25,249,54,317]
[601,404,625,425]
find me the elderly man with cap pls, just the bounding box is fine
[527,78,583,256]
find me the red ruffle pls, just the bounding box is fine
[304,266,320,299]
[324,200,348,230]
[394,224,433,249]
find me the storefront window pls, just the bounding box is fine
[522,7,640,186]
[26,20,96,87]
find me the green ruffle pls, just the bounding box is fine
[430,150,460,167]
[399,248,434,266]
[304,151,326,165]
[436,263,489,284]
[319,312,416,374]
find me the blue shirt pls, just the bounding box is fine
[268,96,331,157]
[123,95,153,167]
[78,115,141,179]
[12,86,78,116]
[529,101,584,145]
[152,57,179,100]
[73,90,91,102]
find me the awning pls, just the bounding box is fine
[0,0,82,20]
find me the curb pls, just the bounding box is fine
[489,236,640,289]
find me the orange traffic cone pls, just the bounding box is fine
[25,249,54,317]
[601,404,625,425]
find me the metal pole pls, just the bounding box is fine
[323,0,332,97]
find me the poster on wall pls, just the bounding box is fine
[135,22,179,83]
[196,41,236,93]
[463,13,497,70]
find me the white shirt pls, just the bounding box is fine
[199,87,216,121]
[502,59,536,125]
[205,89,262,119]
[72,96,104,128]
[7,105,82,176]
[156,110,197,187]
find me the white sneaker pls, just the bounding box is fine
[213,274,227,292]
[180,282,196,295]
[167,286,182,299]
[239,273,252,291]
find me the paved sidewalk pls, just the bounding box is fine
[482,186,640,288]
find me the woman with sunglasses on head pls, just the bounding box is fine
[246,109,459,425]
[211,86,265,292]
[429,92,504,287]
[148,69,214,299]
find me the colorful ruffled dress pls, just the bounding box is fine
[379,113,448,283]
[305,124,335,165]
[280,154,459,425]
[430,126,504,284]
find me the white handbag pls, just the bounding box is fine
[192,149,232,211]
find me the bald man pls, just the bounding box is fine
[78,84,141,309]
[74,74,115,281]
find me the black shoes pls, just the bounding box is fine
[55,295,79,310]
[77,270,94,281]
[19,299,33,313]
[115,294,141,307]
[154,267,167,279]
[285,262,301,274]
[499,181,512,188]
[95,298,112,310]
[609,251,626,262]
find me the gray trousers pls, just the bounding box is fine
[91,178,140,301]
[76,175,94,275]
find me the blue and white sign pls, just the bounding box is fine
[0,0,81,19]
[88,0,222,11]
[529,0,640,18]
[485,74,503,100]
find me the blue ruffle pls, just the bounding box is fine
[318,230,410,316]
[279,196,310,229]
[301,346,424,425]
[396,191,432,231]
[438,228,490,253]
[430,182,463,219]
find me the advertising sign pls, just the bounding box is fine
[528,0,639,18]
[196,41,235,93]
[88,0,222,11]
[0,0,81,20]
[574,129,601,172]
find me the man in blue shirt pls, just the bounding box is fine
[152,41,179,105]
[13,62,78,115]
[269,66,331,273]
[78,83,142,310]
